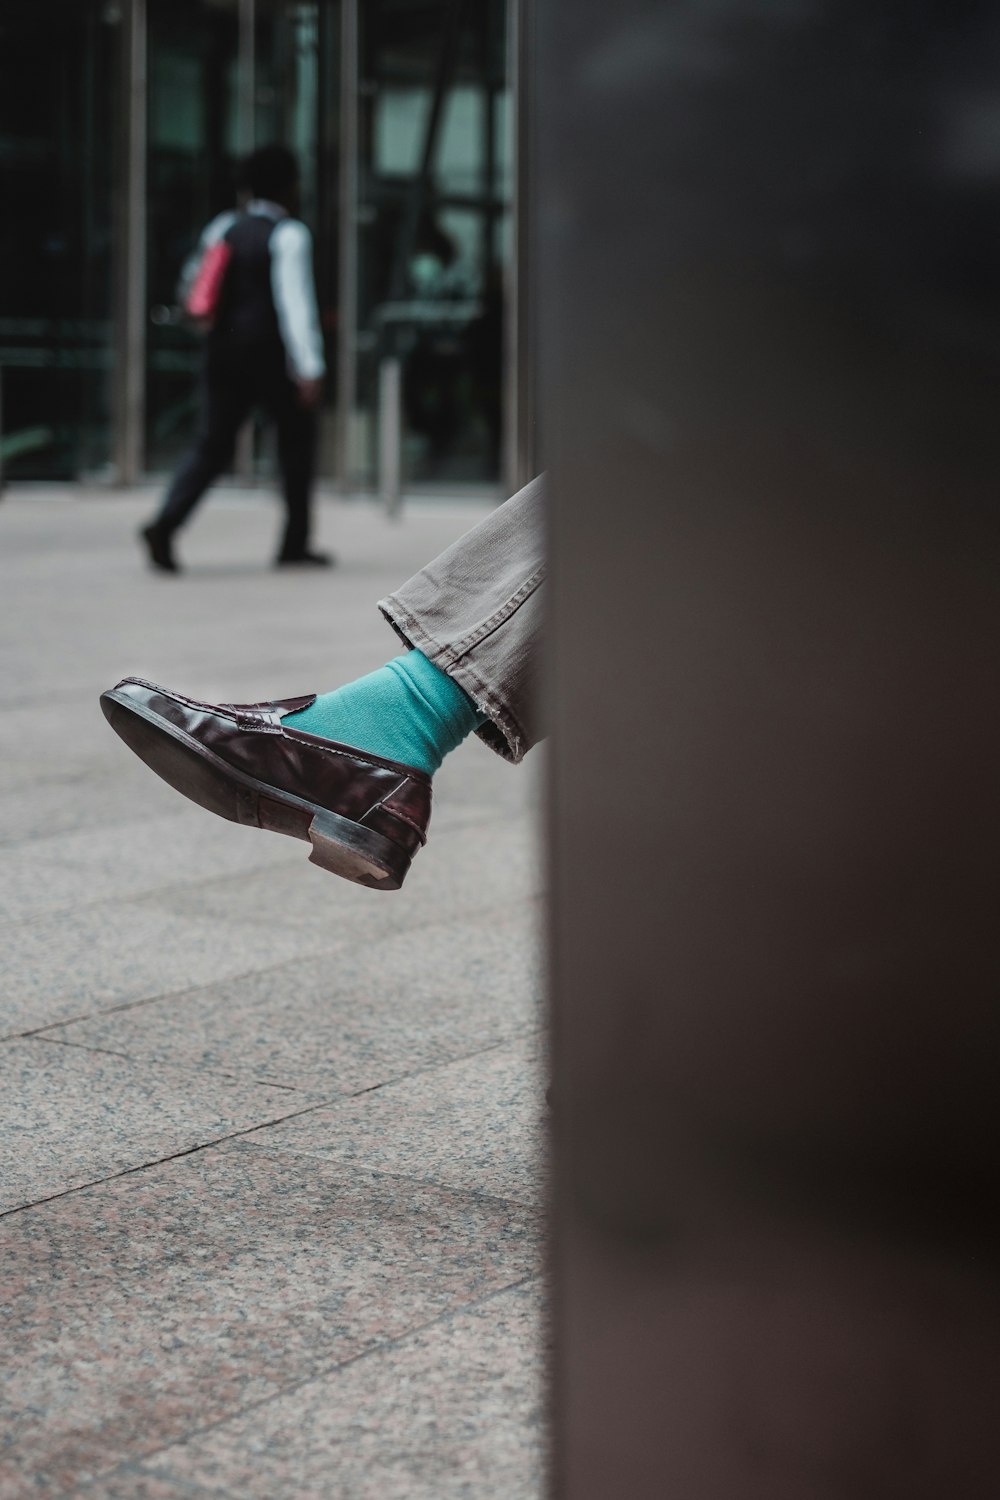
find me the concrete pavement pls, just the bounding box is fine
[0,488,546,1499]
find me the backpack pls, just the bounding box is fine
[184,237,233,325]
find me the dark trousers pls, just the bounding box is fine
[154,345,316,558]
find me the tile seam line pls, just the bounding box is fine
[78,1272,543,1491]
[0,1104,329,1222]
[232,1022,547,1121]
[28,1021,545,1106]
[0,851,302,929]
[71,1454,226,1500]
[0,1027,547,1219]
[20,1033,309,1093]
[0,893,542,1040]
[0,821,539,931]
[227,1144,546,1216]
[0,854,304,929]
[0,803,530,860]
[0,800,522,855]
[82,1464,224,1500]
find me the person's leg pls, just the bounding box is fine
[103,476,545,887]
[267,372,326,565]
[285,474,546,765]
[379,473,545,763]
[282,648,486,775]
[143,358,251,567]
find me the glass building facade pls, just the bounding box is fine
[0,0,527,494]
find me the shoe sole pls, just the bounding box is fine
[100,690,410,891]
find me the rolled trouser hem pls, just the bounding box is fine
[378,593,528,764]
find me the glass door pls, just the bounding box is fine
[0,0,118,481]
[144,0,339,480]
[349,0,510,490]
[254,0,340,478]
[144,0,241,475]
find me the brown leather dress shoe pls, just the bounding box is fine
[100,678,431,890]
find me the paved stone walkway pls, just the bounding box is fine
[0,489,545,1500]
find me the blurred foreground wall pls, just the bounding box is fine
[544,3,1000,1495]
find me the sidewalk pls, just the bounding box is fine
[0,489,546,1500]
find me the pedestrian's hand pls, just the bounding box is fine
[297,377,324,410]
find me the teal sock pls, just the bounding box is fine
[284,650,485,775]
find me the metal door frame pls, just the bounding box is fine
[111,0,147,485]
[112,0,258,486]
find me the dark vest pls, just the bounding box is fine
[210,213,285,359]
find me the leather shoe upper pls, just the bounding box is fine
[110,677,432,857]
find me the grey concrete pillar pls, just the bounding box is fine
[543,4,1000,1496]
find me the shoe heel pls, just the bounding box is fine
[307,808,410,891]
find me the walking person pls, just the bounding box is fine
[141,145,331,574]
[104,476,545,890]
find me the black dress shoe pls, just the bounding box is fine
[100,678,430,891]
[140,524,179,574]
[275,550,334,568]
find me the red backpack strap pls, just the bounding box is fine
[185,237,233,322]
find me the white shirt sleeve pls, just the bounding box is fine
[177,210,237,305]
[269,219,326,380]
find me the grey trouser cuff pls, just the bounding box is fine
[378,475,546,764]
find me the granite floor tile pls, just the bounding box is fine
[117,811,543,995]
[149,810,543,934]
[0,499,493,713]
[427,757,541,837]
[0,809,297,923]
[0,1038,313,1212]
[0,1144,540,1498]
[0,493,545,1498]
[138,851,425,948]
[120,1281,546,1500]
[427,740,542,830]
[78,1473,224,1500]
[242,1034,548,1209]
[0,894,344,1037]
[0,695,117,780]
[371,812,542,936]
[2,819,539,1039]
[48,905,544,1094]
[429,796,539,839]
[0,760,185,848]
